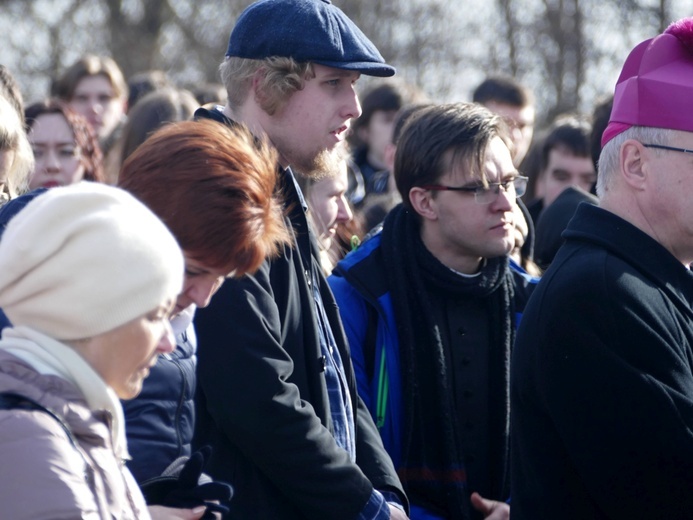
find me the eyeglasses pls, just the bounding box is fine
[642,144,693,156]
[421,175,528,204]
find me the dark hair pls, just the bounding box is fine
[473,75,534,108]
[590,95,614,171]
[353,80,427,133]
[24,99,105,183]
[118,120,290,276]
[191,83,227,106]
[127,70,172,110]
[119,88,199,164]
[391,103,433,145]
[540,116,592,172]
[394,103,506,212]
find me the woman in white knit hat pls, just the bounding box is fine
[0,182,188,519]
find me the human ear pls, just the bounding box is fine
[620,139,647,190]
[409,187,438,221]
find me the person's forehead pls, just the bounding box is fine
[444,137,514,181]
[74,75,115,95]
[484,100,534,124]
[29,113,73,139]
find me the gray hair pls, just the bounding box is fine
[596,126,672,197]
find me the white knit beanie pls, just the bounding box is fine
[0,182,184,340]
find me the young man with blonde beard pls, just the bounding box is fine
[191,0,408,519]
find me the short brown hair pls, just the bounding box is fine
[395,103,507,212]
[25,99,105,183]
[118,120,289,276]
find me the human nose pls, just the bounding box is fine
[88,98,102,114]
[157,320,176,355]
[43,148,62,172]
[336,195,353,223]
[344,87,362,120]
[491,183,515,211]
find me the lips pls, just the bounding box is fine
[332,125,348,140]
[490,220,512,231]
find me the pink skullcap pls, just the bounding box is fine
[602,17,693,147]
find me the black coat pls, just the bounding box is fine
[511,204,693,519]
[193,107,405,520]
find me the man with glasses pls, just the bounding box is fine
[510,18,693,519]
[329,103,537,520]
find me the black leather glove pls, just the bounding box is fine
[140,446,233,519]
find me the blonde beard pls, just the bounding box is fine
[288,146,345,181]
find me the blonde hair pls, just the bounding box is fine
[219,56,314,115]
[0,96,33,198]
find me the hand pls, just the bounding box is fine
[148,505,207,520]
[388,503,410,520]
[470,492,510,520]
[141,446,232,520]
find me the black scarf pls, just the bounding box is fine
[380,204,514,519]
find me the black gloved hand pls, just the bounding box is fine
[140,446,233,519]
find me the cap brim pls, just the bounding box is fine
[313,60,396,77]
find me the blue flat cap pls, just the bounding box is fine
[226,0,396,77]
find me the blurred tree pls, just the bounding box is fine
[0,0,688,124]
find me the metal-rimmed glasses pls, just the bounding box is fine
[642,143,693,156]
[420,175,528,204]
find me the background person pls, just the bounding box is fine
[25,99,105,189]
[297,148,354,274]
[53,54,129,184]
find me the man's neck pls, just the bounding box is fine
[419,225,483,275]
[223,104,290,168]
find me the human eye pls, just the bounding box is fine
[325,79,340,87]
[32,148,44,158]
[552,170,570,182]
[60,147,77,157]
[99,94,114,103]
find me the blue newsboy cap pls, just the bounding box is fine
[225,0,396,77]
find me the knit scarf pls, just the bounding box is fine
[1,325,129,461]
[380,204,514,519]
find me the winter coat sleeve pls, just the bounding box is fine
[0,410,101,519]
[193,259,378,520]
